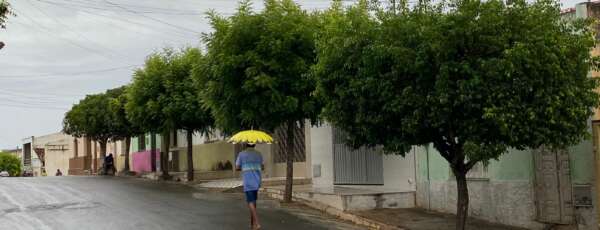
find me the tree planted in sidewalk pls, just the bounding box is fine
[127,48,214,180]
[313,0,599,229]
[126,53,169,175]
[199,0,321,202]
[163,48,214,181]
[63,91,120,170]
[107,86,142,173]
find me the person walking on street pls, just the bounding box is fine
[55,169,63,176]
[236,143,264,230]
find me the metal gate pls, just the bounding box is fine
[533,146,574,224]
[333,127,383,185]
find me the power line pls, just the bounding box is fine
[26,0,133,60]
[0,64,139,78]
[0,102,69,110]
[10,8,119,61]
[0,88,84,98]
[35,0,194,40]
[37,0,206,15]
[104,0,201,36]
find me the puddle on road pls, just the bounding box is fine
[0,201,100,216]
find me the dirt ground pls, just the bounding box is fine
[353,208,529,230]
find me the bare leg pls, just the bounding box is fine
[249,202,261,229]
[248,204,254,229]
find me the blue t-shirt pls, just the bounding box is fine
[236,148,263,192]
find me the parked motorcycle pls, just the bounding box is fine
[100,163,116,176]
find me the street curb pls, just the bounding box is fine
[261,188,403,230]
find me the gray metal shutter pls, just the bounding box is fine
[533,146,574,224]
[333,127,383,185]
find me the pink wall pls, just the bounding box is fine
[132,150,160,173]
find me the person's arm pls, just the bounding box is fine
[235,154,242,171]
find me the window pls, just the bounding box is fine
[138,134,146,151]
[273,123,306,163]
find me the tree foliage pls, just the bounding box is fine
[63,92,117,143]
[127,48,214,180]
[199,0,320,133]
[107,86,141,141]
[164,48,214,135]
[314,0,599,228]
[0,152,21,176]
[200,0,321,201]
[0,0,14,29]
[126,53,170,133]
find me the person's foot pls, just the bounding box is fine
[252,224,261,230]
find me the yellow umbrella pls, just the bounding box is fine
[228,130,274,144]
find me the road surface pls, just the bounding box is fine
[0,176,363,230]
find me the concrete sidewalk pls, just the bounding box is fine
[261,185,527,230]
[352,208,528,230]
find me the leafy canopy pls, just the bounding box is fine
[127,48,213,134]
[0,152,21,176]
[107,86,141,140]
[63,92,118,142]
[0,0,14,29]
[314,0,599,163]
[199,0,320,133]
[126,52,170,133]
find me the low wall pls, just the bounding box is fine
[68,155,91,175]
[177,141,235,172]
[272,162,308,178]
[132,149,160,173]
[417,180,544,230]
[45,150,71,176]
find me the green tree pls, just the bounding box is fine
[127,48,213,180]
[163,48,214,181]
[0,0,14,29]
[0,152,21,176]
[107,86,141,173]
[63,92,116,169]
[0,0,15,50]
[200,0,320,202]
[126,53,167,175]
[313,0,600,229]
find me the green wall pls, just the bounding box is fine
[488,149,533,181]
[568,138,595,184]
[130,133,162,153]
[416,139,594,184]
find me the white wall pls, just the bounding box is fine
[309,122,416,192]
[309,123,335,187]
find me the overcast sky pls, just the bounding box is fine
[0,0,584,149]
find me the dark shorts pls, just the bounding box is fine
[245,190,258,203]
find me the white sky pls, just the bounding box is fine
[0,0,583,149]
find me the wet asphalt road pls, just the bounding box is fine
[0,176,363,230]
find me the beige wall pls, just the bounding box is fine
[178,141,238,172]
[45,148,72,176]
[33,132,75,176]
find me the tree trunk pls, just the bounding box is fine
[161,130,170,178]
[124,136,131,172]
[453,167,469,230]
[284,121,295,203]
[186,130,194,181]
[150,133,157,172]
[92,141,97,173]
[100,140,107,166]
